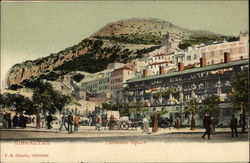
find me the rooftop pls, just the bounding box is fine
[127,59,249,83]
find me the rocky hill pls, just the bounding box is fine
[7,18,227,88]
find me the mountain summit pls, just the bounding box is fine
[7,18,225,88]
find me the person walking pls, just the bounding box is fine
[19,111,27,128]
[74,114,79,131]
[67,112,74,133]
[152,108,158,133]
[109,114,115,130]
[230,115,238,137]
[142,115,151,134]
[202,114,212,140]
[12,113,19,128]
[36,112,41,129]
[88,117,93,126]
[3,112,8,129]
[210,116,217,135]
[175,116,181,129]
[59,112,68,131]
[46,112,53,129]
[96,114,102,131]
[7,113,12,128]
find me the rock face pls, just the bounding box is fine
[7,18,220,87]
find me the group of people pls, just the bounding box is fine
[95,114,117,131]
[58,112,79,134]
[1,111,28,129]
[201,114,238,140]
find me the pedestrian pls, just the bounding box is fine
[59,112,68,131]
[169,114,173,127]
[36,112,41,129]
[175,116,181,129]
[152,108,158,133]
[142,115,151,134]
[67,112,74,133]
[88,117,92,126]
[230,115,238,137]
[46,112,53,129]
[201,113,212,140]
[12,113,19,128]
[74,114,79,131]
[3,112,8,129]
[109,114,115,130]
[96,114,102,131]
[7,112,12,128]
[210,116,217,135]
[19,111,27,128]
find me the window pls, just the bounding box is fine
[194,54,197,59]
[187,56,191,61]
[211,60,214,64]
[211,51,215,57]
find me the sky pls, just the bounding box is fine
[0,1,249,88]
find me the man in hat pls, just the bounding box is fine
[59,112,68,131]
[67,112,74,133]
[202,113,212,140]
[230,115,238,137]
[96,114,102,131]
[46,112,53,129]
[142,114,151,134]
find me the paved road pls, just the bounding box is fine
[1,127,248,142]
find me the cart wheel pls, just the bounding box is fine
[120,121,129,130]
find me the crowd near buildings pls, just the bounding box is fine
[1,32,249,127]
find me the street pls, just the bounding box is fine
[0,124,248,142]
[1,125,249,163]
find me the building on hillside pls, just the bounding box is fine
[80,77,111,95]
[125,59,139,73]
[111,67,134,91]
[199,34,248,65]
[161,32,181,52]
[125,57,249,126]
[48,75,81,98]
[107,62,124,70]
[145,61,176,76]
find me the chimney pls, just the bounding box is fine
[178,62,184,71]
[143,69,148,78]
[200,58,206,67]
[224,52,230,63]
[159,66,165,75]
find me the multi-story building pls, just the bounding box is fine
[80,77,111,94]
[125,55,249,126]
[111,67,134,91]
[199,38,248,65]
[175,33,249,67]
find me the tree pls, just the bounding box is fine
[32,81,72,115]
[0,93,33,114]
[230,67,249,132]
[201,95,220,118]
[186,98,199,130]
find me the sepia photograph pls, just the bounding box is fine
[0,1,249,162]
